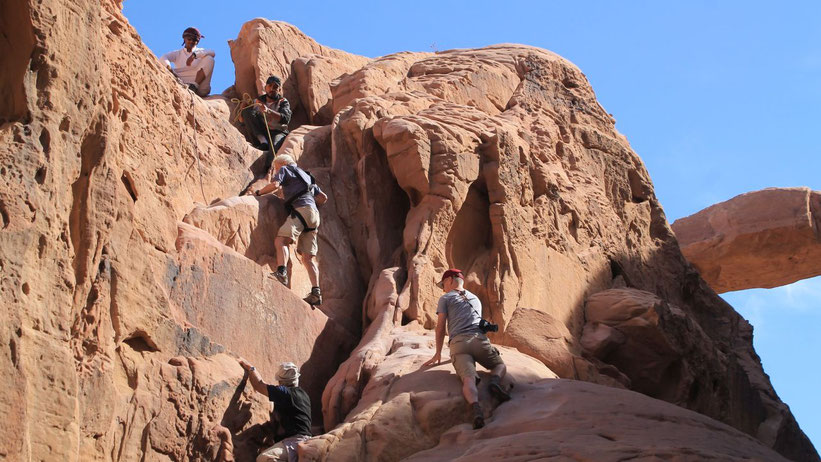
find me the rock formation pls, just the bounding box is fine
[672,187,821,293]
[0,2,817,461]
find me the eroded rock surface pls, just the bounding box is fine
[0,3,352,460]
[672,186,821,293]
[0,2,818,461]
[245,22,817,460]
[229,19,370,126]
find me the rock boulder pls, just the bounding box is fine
[672,186,821,293]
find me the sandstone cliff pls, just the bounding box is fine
[0,1,817,461]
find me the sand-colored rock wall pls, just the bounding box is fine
[0,3,817,461]
[0,2,355,460]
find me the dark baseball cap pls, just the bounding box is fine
[266,75,282,87]
[182,27,203,39]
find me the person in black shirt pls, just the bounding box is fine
[241,75,292,171]
[238,359,311,462]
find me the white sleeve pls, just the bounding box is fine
[197,48,215,58]
[159,50,177,67]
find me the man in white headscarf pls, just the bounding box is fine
[238,359,312,462]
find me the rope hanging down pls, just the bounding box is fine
[230,92,276,155]
[187,90,207,203]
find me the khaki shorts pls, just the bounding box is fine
[449,333,504,380]
[277,205,320,256]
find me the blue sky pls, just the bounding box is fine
[123,0,820,447]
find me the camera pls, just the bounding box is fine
[479,318,498,333]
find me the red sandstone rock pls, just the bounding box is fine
[229,19,369,127]
[405,379,790,461]
[499,306,628,388]
[672,186,821,293]
[1,2,818,460]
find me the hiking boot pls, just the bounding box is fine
[303,288,322,307]
[272,268,288,286]
[470,402,484,429]
[488,376,511,402]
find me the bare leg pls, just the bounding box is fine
[462,376,479,404]
[302,253,319,287]
[275,236,290,268]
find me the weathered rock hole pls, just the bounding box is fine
[562,77,580,89]
[0,198,9,228]
[123,331,159,353]
[35,165,46,184]
[628,169,648,203]
[108,19,124,36]
[21,282,30,295]
[609,258,630,286]
[9,335,18,367]
[59,116,70,132]
[38,234,46,258]
[121,171,138,202]
[39,128,50,157]
[447,178,493,269]
[0,0,35,124]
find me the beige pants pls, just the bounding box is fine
[277,205,320,255]
[256,435,309,462]
[449,333,504,379]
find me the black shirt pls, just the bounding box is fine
[256,93,292,128]
[267,385,312,440]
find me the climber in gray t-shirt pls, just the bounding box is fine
[423,269,510,430]
[436,290,483,338]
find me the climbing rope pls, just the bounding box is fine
[231,92,276,155]
[183,89,207,203]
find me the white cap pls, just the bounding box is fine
[276,362,300,386]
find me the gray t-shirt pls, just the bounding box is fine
[437,289,482,338]
[273,165,323,209]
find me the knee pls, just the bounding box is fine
[199,55,215,72]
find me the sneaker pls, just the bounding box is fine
[187,83,200,92]
[489,376,511,402]
[471,403,485,429]
[272,268,288,286]
[303,289,322,307]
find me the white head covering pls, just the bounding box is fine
[276,362,300,386]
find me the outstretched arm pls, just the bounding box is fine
[238,358,269,396]
[422,312,447,367]
[252,181,281,197]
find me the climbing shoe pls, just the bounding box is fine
[470,402,484,429]
[488,375,511,402]
[303,288,322,307]
[272,267,288,286]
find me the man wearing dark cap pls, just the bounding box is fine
[238,358,312,462]
[241,76,292,168]
[423,269,510,429]
[159,27,215,96]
